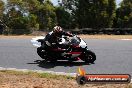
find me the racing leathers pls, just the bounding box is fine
[43,31,72,48]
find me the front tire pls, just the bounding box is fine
[82,50,96,63]
[37,47,47,59]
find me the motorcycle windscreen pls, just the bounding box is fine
[70,37,80,46]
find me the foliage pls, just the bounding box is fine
[0,1,4,34]
[3,7,31,34]
[62,0,116,28]
[1,0,30,34]
[0,0,132,35]
[115,0,132,28]
[0,0,4,18]
[36,0,57,31]
[55,6,72,29]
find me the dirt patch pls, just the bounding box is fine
[78,34,132,39]
[0,35,34,39]
[0,71,131,88]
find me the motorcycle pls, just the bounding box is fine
[31,34,96,63]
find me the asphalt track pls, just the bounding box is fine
[0,37,132,76]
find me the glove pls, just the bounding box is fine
[67,32,73,37]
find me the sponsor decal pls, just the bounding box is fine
[76,67,131,85]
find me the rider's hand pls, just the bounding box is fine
[67,32,73,37]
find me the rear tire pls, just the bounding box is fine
[82,50,96,63]
[37,47,58,62]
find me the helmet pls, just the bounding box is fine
[53,26,63,33]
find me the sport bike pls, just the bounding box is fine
[31,35,96,63]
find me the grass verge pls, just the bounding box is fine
[0,70,74,80]
[0,70,132,88]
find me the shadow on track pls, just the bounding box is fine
[27,60,94,69]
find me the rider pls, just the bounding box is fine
[43,26,73,48]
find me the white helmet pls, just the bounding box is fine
[53,26,63,33]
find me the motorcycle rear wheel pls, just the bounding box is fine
[37,47,57,62]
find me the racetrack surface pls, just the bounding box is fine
[0,37,132,76]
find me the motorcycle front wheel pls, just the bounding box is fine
[82,50,96,63]
[37,47,47,59]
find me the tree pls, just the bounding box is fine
[36,0,57,30]
[0,1,4,34]
[3,0,30,34]
[22,0,57,31]
[107,0,116,27]
[60,0,79,28]
[1,0,41,34]
[61,0,116,29]
[2,0,58,34]
[37,0,44,4]
[55,6,72,29]
[75,0,110,28]
[0,1,4,19]
[116,0,132,28]
[3,7,31,34]
[22,0,40,14]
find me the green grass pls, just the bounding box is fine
[0,70,74,80]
